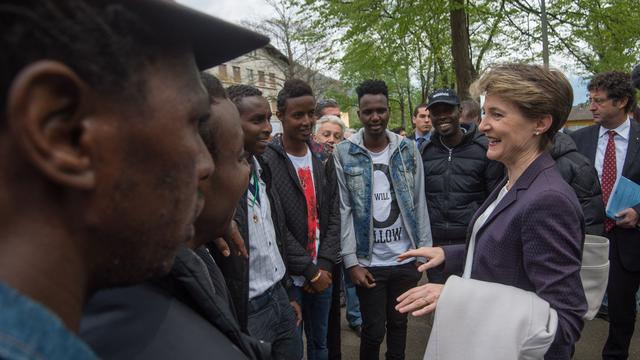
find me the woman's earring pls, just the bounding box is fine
[535,131,540,136]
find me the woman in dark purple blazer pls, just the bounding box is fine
[396,64,587,360]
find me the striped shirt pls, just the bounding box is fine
[248,157,286,299]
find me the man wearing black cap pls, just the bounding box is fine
[0,1,266,358]
[420,89,503,284]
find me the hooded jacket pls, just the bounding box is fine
[550,132,605,236]
[260,134,340,280]
[420,123,504,245]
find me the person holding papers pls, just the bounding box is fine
[570,71,640,360]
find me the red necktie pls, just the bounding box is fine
[602,130,617,232]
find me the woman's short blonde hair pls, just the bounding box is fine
[470,63,573,150]
[314,115,346,133]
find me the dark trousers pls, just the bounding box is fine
[355,262,421,360]
[328,263,342,360]
[247,283,302,360]
[603,231,640,359]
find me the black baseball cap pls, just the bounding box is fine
[427,89,460,109]
[126,0,269,70]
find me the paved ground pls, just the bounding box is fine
[336,275,640,360]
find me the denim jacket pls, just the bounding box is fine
[333,129,432,268]
[0,282,97,360]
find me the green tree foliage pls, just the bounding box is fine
[294,0,639,126]
[546,0,640,74]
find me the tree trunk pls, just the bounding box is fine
[449,0,473,99]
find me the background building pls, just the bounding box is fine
[207,44,349,134]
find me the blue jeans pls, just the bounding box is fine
[292,285,332,360]
[247,283,302,360]
[343,268,362,327]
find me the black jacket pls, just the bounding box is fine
[211,157,293,331]
[261,135,340,280]
[81,246,270,360]
[420,123,504,245]
[551,132,605,236]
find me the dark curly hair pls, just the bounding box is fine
[227,84,263,114]
[356,79,388,105]
[201,72,226,99]
[588,71,636,113]
[277,78,313,114]
[1,0,184,121]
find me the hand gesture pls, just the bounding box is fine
[212,220,248,258]
[397,247,445,272]
[395,283,444,316]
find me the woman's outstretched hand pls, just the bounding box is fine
[395,283,444,316]
[397,247,445,272]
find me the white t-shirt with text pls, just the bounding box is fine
[369,146,413,267]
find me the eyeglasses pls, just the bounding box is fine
[587,97,610,106]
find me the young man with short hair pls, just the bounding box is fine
[0,1,266,357]
[262,79,340,360]
[333,79,432,360]
[215,83,303,360]
[408,103,432,146]
[315,98,341,119]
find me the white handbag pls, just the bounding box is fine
[580,234,610,320]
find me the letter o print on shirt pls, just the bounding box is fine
[372,163,400,228]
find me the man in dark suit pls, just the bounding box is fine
[407,103,432,146]
[570,71,640,360]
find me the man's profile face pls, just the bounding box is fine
[195,98,250,246]
[238,95,272,156]
[588,89,627,128]
[89,52,214,285]
[412,107,432,134]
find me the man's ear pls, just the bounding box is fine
[614,97,629,112]
[7,60,96,189]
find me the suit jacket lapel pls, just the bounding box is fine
[623,120,640,175]
[585,125,600,164]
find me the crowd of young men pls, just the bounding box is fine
[2,1,640,360]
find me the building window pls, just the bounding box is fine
[218,64,228,80]
[269,73,276,87]
[233,66,241,83]
[258,71,265,86]
[247,69,254,84]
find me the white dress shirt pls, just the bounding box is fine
[595,118,631,183]
[248,157,286,299]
